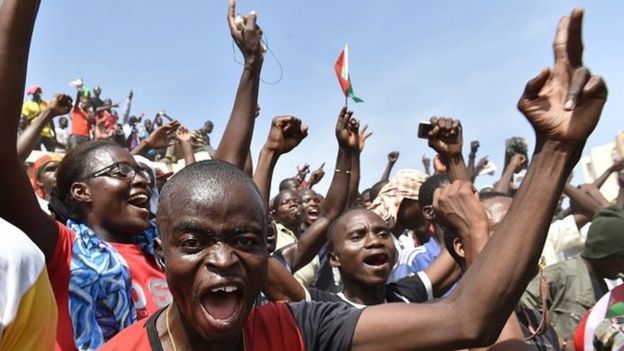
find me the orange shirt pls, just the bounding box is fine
[70,107,90,137]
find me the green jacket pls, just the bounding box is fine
[521,256,597,341]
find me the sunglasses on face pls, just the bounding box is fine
[83,162,153,184]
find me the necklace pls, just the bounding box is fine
[165,305,247,351]
[166,305,178,351]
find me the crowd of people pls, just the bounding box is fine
[19,80,216,162]
[0,1,623,351]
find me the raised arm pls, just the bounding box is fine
[380,151,398,182]
[131,120,180,156]
[307,163,325,189]
[17,94,72,161]
[427,117,470,182]
[467,141,480,181]
[174,126,196,166]
[253,116,308,206]
[347,122,372,207]
[0,0,63,260]
[350,9,607,350]
[213,0,264,169]
[492,153,526,194]
[592,157,624,189]
[281,107,356,272]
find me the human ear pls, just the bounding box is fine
[329,251,341,268]
[154,238,166,272]
[70,182,92,204]
[453,237,465,259]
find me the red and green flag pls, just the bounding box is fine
[335,44,364,103]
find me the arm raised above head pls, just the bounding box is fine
[214,0,265,169]
[350,8,607,350]
[0,0,62,261]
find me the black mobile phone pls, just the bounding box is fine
[417,122,460,143]
[417,122,433,139]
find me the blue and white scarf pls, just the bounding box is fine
[67,219,158,351]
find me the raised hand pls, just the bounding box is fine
[335,106,359,151]
[433,180,488,239]
[227,0,264,64]
[175,126,192,143]
[94,119,114,140]
[427,116,463,159]
[475,156,489,173]
[357,124,373,152]
[308,163,325,186]
[264,116,308,155]
[518,8,607,146]
[470,141,480,155]
[48,94,73,117]
[145,120,181,149]
[388,151,400,163]
[609,157,624,173]
[509,153,527,173]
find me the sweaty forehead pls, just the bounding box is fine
[86,146,136,173]
[158,178,267,237]
[330,209,387,240]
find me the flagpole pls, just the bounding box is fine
[345,95,348,108]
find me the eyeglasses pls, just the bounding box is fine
[83,162,153,184]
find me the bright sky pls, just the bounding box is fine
[26,1,624,195]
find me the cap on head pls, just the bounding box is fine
[582,206,624,260]
[26,84,42,95]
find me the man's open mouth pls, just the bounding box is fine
[201,284,244,323]
[363,252,390,270]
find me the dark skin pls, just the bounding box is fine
[271,188,304,234]
[381,151,399,182]
[427,116,470,182]
[493,153,526,194]
[17,93,72,161]
[264,208,460,305]
[255,107,354,273]
[0,1,608,350]
[155,177,267,351]
[347,120,371,207]
[300,188,322,226]
[445,190,528,351]
[330,209,396,305]
[36,161,59,200]
[213,0,264,169]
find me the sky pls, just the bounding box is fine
[26,1,624,195]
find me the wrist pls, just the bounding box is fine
[244,55,264,70]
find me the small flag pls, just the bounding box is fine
[335,44,364,103]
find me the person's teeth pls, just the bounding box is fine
[211,286,238,293]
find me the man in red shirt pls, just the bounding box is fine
[101,5,607,350]
[68,90,93,149]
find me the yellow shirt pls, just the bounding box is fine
[22,100,52,138]
[0,218,57,351]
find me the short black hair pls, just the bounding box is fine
[271,188,300,213]
[418,173,450,209]
[157,160,266,227]
[279,178,299,192]
[326,207,377,252]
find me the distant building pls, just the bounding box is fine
[580,130,624,201]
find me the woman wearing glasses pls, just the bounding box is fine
[0,0,263,350]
